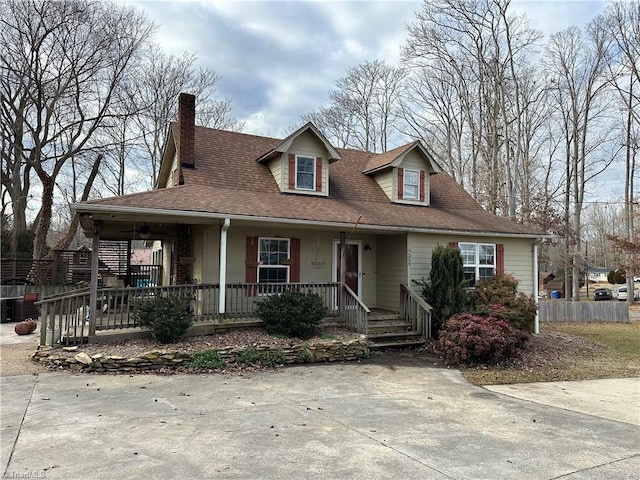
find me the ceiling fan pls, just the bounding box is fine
[119,223,170,240]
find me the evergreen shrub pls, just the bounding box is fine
[256,291,328,339]
[131,294,193,343]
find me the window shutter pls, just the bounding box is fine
[290,238,301,282]
[397,167,404,200]
[419,170,425,202]
[496,243,505,275]
[288,154,296,189]
[315,157,322,192]
[448,242,458,249]
[245,236,258,283]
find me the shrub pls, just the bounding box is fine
[467,274,536,332]
[131,294,194,343]
[436,313,530,366]
[256,291,328,339]
[608,269,626,285]
[237,347,260,365]
[415,244,466,337]
[190,349,225,369]
[260,349,286,367]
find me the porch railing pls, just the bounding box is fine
[37,282,340,346]
[342,284,369,334]
[400,284,432,339]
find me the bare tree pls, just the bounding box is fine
[545,17,616,300]
[300,59,405,153]
[402,0,543,217]
[0,0,154,260]
[132,45,244,186]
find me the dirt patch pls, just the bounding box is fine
[1,343,47,376]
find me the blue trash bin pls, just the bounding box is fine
[550,290,560,299]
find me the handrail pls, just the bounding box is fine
[400,284,432,339]
[344,285,370,313]
[342,284,369,334]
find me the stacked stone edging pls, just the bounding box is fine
[32,337,370,373]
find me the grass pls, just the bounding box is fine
[461,322,640,386]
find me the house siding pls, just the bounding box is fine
[407,233,535,296]
[219,226,376,306]
[371,170,393,201]
[269,156,283,190]
[281,131,328,196]
[376,234,408,312]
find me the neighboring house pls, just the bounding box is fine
[72,93,544,329]
[587,268,610,283]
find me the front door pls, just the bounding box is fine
[333,240,361,297]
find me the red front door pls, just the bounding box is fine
[336,243,359,296]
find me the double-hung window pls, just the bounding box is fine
[460,243,495,286]
[258,238,290,293]
[295,156,315,190]
[403,169,420,200]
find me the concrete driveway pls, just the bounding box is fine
[1,354,639,480]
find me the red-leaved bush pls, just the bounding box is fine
[436,312,530,366]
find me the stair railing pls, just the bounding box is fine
[400,284,432,339]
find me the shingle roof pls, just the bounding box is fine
[80,125,543,237]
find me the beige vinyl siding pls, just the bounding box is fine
[376,234,408,312]
[407,233,535,296]
[372,169,393,200]
[166,153,179,188]
[191,225,220,283]
[222,226,376,306]
[281,131,329,196]
[269,156,283,189]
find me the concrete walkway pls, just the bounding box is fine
[1,356,639,480]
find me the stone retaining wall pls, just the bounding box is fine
[32,337,370,373]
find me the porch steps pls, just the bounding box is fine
[366,314,426,350]
[366,331,427,350]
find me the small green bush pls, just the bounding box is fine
[237,347,286,366]
[190,349,225,369]
[260,349,286,366]
[608,269,626,285]
[436,313,530,366]
[256,291,328,339]
[131,294,194,343]
[467,274,536,332]
[237,347,260,365]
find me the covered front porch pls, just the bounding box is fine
[37,211,431,347]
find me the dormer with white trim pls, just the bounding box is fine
[363,141,442,206]
[256,123,341,197]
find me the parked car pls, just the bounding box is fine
[593,288,612,301]
[615,286,640,301]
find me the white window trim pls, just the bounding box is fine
[295,155,316,191]
[257,237,290,285]
[460,242,496,283]
[403,168,420,200]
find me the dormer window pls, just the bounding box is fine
[296,156,315,190]
[403,169,420,200]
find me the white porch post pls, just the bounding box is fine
[218,218,230,320]
[89,221,100,336]
[533,241,539,335]
[339,231,346,314]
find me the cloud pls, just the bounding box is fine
[129,0,419,136]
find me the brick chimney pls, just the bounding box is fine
[178,93,195,168]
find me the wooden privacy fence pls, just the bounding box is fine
[539,300,629,323]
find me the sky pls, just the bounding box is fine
[125,0,607,138]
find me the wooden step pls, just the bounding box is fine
[366,321,412,334]
[367,331,427,350]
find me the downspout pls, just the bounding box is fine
[218,218,230,320]
[533,241,539,335]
